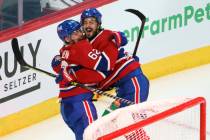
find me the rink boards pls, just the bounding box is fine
[0,0,210,136]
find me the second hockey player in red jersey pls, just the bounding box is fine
[80,8,150,108]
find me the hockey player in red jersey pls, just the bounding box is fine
[52,19,126,140]
[80,8,149,109]
[54,20,108,96]
[52,20,100,140]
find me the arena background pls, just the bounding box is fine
[0,0,209,137]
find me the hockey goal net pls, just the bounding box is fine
[84,97,206,140]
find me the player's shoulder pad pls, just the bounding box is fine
[102,29,113,36]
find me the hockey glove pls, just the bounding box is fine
[133,55,140,62]
[51,55,68,73]
[112,31,128,47]
[55,66,76,87]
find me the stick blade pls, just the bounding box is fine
[125,9,146,21]
[125,9,146,56]
[11,38,57,77]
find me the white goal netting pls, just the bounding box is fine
[84,97,206,140]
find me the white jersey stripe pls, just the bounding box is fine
[60,85,76,91]
[131,77,140,103]
[102,52,111,71]
[100,58,134,88]
[97,71,106,79]
[83,101,94,124]
[90,30,104,44]
[116,56,127,64]
[94,56,102,70]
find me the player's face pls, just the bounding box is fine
[65,30,83,44]
[70,30,84,43]
[82,17,100,39]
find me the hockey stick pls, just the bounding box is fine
[125,9,146,57]
[11,38,57,78]
[11,38,134,105]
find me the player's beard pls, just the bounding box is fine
[84,27,98,40]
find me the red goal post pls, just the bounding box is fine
[84,97,206,140]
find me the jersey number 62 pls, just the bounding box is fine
[88,49,101,60]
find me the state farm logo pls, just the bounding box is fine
[0,39,42,103]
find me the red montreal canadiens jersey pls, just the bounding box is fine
[58,44,108,98]
[61,36,119,71]
[58,29,140,98]
[88,30,140,90]
[58,30,120,98]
